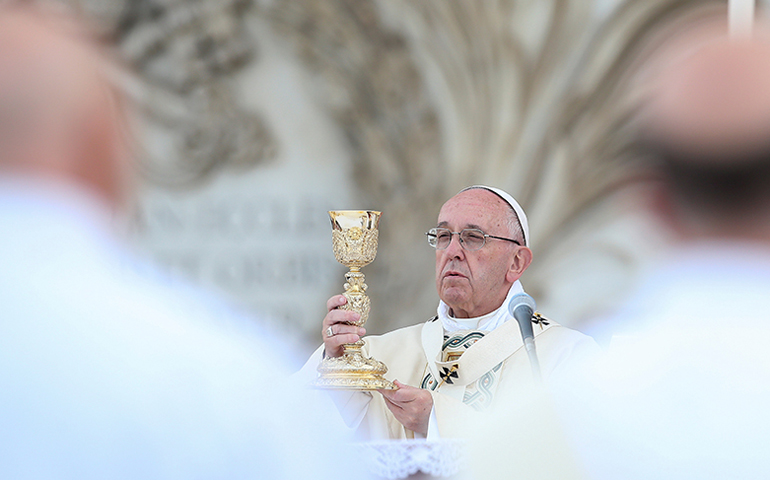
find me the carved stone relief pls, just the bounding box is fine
[258,0,730,330]
[44,0,740,346]
[114,0,278,186]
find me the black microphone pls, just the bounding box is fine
[508,293,541,382]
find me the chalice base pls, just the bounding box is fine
[313,344,396,390]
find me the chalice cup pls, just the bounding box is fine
[313,210,396,390]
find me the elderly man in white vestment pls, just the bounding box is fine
[470,23,770,480]
[301,185,598,440]
[0,5,354,479]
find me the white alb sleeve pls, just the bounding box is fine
[414,405,440,439]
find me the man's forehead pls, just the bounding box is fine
[437,189,509,226]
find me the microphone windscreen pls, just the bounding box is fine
[509,293,536,342]
[508,293,536,317]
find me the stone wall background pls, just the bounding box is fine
[37,0,756,354]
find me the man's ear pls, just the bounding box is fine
[506,247,533,283]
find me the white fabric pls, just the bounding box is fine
[300,185,598,443]
[568,243,770,480]
[324,389,372,431]
[299,310,598,441]
[320,265,528,439]
[314,272,527,437]
[438,280,525,333]
[460,185,530,246]
[355,439,465,479]
[474,242,770,479]
[0,178,353,480]
[425,408,440,439]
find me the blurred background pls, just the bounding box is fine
[27,0,758,356]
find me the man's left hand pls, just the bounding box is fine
[378,380,433,435]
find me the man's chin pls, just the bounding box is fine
[439,287,469,306]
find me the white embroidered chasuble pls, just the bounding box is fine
[421,328,506,411]
[298,314,596,440]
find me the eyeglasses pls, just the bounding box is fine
[425,227,521,251]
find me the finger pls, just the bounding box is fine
[385,387,427,406]
[381,395,403,411]
[377,386,398,397]
[390,381,416,397]
[324,325,365,340]
[323,330,363,358]
[383,398,411,409]
[324,324,365,338]
[379,389,395,401]
[323,309,361,327]
[379,379,400,395]
[326,295,348,312]
[380,383,414,403]
[328,333,362,346]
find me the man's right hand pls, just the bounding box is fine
[322,295,366,358]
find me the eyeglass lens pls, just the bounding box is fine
[429,228,486,251]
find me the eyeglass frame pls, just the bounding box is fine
[425,227,521,251]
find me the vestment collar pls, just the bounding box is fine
[437,280,525,333]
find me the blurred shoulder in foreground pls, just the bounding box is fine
[0,3,355,479]
[469,18,770,480]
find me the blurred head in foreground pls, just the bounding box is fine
[642,25,770,243]
[469,20,770,480]
[0,1,131,210]
[0,4,354,479]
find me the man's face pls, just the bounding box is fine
[434,189,529,318]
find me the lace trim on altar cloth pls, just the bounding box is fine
[355,439,466,479]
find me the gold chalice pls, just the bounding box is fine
[313,210,396,390]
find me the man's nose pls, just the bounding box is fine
[443,233,465,258]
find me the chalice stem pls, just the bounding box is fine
[313,210,395,390]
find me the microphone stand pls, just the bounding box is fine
[510,294,543,384]
[522,336,542,383]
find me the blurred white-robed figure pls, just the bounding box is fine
[0,4,353,479]
[470,21,770,480]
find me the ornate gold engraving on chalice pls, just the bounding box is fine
[314,210,396,390]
